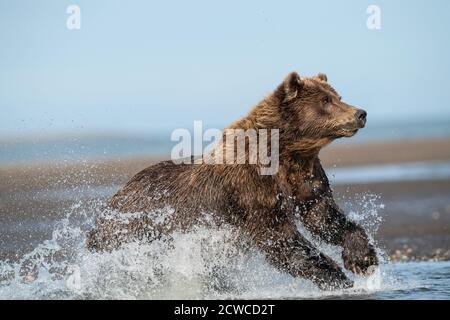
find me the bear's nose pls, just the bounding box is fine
[355,109,367,126]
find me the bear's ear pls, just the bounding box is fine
[280,72,303,103]
[316,73,328,82]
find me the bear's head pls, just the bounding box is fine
[275,72,366,146]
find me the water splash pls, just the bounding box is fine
[0,195,395,299]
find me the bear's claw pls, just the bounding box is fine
[342,228,378,275]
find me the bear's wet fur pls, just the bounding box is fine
[86,72,378,290]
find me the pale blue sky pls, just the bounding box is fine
[1,0,450,137]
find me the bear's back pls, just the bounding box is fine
[107,160,241,220]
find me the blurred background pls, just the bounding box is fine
[2,0,450,162]
[0,0,449,261]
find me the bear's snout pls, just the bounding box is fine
[355,109,367,128]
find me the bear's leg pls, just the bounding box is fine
[300,197,378,275]
[261,235,352,290]
[252,218,353,290]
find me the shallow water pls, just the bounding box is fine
[362,261,450,300]
[329,161,450,185]
[2,120,450,166]
[0,198,448,300]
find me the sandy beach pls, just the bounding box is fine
[1,137,449,262]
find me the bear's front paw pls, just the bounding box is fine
[342,228,378,275]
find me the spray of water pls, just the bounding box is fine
[0,194,397,299]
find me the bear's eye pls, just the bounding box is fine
[323,96,331,104]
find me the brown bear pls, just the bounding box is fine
[86,72,378,290]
